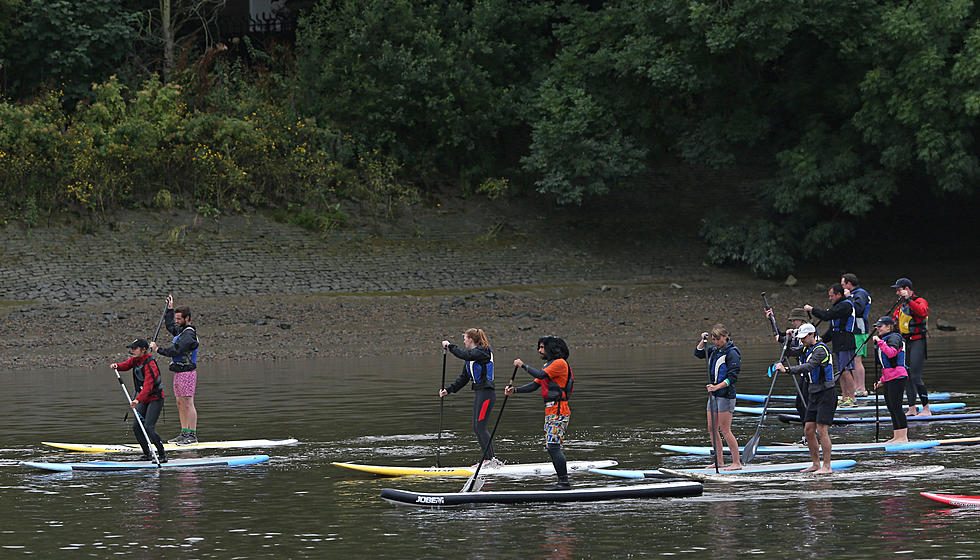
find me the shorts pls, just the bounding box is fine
[173,370,198,397]
[835,350,856,372]
[854,334,870,357]
[544,413,570,445]
[805,387,838,425]
[707,396,736,413]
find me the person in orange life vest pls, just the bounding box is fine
[150,294,200,444]
[506,336,573,491]
[842,273,872,397]
[694,324,743,471]
[890,277,931,416]
[439,328,497,466]
[111,338,167,462]
[805,284,858,407]
[872,316,910,443]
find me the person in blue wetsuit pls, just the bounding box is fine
[774,323,837,474]
[439,328,497,466]
[694,324,743,471]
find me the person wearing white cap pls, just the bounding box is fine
[773,323,837,474]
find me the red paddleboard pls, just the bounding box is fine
[920,492,980,508]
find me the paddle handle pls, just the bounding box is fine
[113,369,161,467]
[762,292,779,337]
[151,299,168,342]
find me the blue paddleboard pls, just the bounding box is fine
[661,440,939,456]
[738,392,952,403]
[592,459,857,479]
[778,412,980,424]
[20,454,271,472]
[736,402,965,415]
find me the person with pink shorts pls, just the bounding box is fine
[150,294,200,445]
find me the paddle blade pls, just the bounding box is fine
[741,433,760,464]
[460,475,485,493]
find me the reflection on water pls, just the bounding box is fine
[0,337,977,558]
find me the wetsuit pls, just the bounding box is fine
[514,358,572,483]
[892,295,929,409]
[444,344,496,459]
[876,332,909,430]
[115,354,166,460]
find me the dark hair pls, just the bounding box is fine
[175,306,191,319]
[841,273,859,287]
[537,336,569,360]
[829,283,844,296]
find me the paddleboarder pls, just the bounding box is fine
[871,316,910,443]
[110,339,167,463]
[694,325,743,471]
[150,295,200,445]
[773,323,837,474]
[506,335,574,490]
[890,278,931,416]
[842,273,872,397]
[439,328,498,466]
[805,283,858,407]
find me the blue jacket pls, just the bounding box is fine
[694,341,740,399]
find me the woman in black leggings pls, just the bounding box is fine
[439,329,497,465]
[872,317,909,443]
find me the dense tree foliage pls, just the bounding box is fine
[3,0,979,273]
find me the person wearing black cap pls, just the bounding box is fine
[507,336,574,490]
[872,316,910,443]
[889,278,930,416]
[111,339,167,462]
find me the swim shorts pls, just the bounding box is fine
[173,370,197,397]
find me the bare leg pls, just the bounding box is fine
[814,424,833,474]
[852,356,866,394]
[801,422,819,472]
[840,371,855,400]
[177,396,198,430]
[715,411,742,470]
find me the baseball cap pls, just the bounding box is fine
[795,323,816,338]
[127,338,149,350]
[891,278,913,289]
[874,316,895,327]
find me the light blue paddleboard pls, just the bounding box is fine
[779,412,980,425]
[20,454,270,472]
[736,402,965,415]
[592,459,857,479]
[738,392,952,403]
[661,440,939,456]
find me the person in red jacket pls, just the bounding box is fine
[890,278,930,416]
[111,339,167,462]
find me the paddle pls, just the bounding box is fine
[112,367,161,467]
[742,335,792,464]
[461,365,519,493]
[701,334,720,474]
[762,292,779,337]
[151,300,168,342]
[874,335,881,442]
[436,347,447,467]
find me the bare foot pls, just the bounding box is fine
[905,407,918,416]
[918,406,932,417]
[884,437,910,444]
[814,467,833,474]
[723,464,743,471]
[801,465,819,473]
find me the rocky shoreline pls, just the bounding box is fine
[2,196,977,370]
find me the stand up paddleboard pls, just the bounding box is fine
[661,440,939,456]
[380,480,703,507]
[591,459,856,479]
[921,492,980,508]
[778,413,980,424]
[333,459,617,477]
[41,439,299,453]
[662,464,944,483]
[739,392,953,403]
[736,403,964,415]
[20,454,270,472]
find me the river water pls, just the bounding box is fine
[1,337,976,558]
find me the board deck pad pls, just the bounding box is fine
[20,454,271,472]
[41,438,299,453]
[738,392,953,403]
[591,460,856,479]
[333,459,617,477]
[380,480,703,506]
[778,413,980,424]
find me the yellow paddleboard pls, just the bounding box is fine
[42,439,299,453]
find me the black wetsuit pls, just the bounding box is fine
[444,344,496,459]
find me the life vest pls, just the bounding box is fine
[133,357,164,400]
[877,332,906,370]
[467,348,494,384]
[171,326,199,368]
[708,345,739,385]
[830,299,855,334]
[851,287,872,333]
[539,359,572,402]
[897,297,928,337]
[804,342,835,384]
